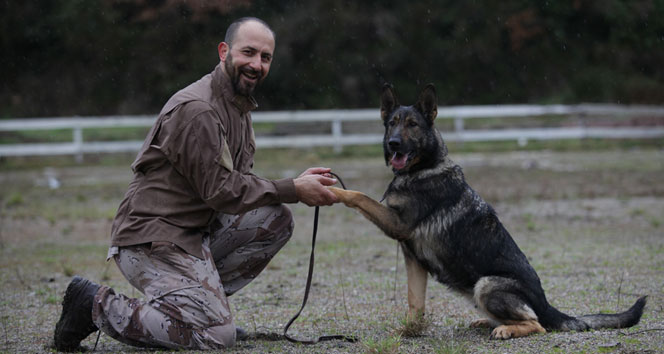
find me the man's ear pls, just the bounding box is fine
[415,83,437,125]
[380,83,399,122]
[218,42,229,62]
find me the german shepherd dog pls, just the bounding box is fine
[328,84,647,339]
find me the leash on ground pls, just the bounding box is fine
[283,172,358,344]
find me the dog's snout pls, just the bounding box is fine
[388,138,401,150]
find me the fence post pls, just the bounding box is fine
[454,116,464,142]
[73,125,83,163]
[332,119,342,153]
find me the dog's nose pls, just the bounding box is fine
[388,138,401,150]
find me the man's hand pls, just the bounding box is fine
[293,167,339,206]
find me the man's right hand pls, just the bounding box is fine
[293,167,339,206]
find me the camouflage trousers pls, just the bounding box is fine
[91,204,293,349]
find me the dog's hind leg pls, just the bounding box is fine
[473,276,546,339]
[403,248,427,320]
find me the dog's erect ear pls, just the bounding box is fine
[415,83,437,124]
[380,84,399,122]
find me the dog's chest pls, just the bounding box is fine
[410,222,445,262]
[401,215,457,279]
[400,186,488,290]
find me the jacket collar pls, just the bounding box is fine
[212,63,258,114]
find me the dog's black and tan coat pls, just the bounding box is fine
[329,84,646,339]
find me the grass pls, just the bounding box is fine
[432,339,469,354]
[522,213,538,232]
[0,126,151,144]
[0,147,663,353]
[393,313,430,338]
[4,192,23,207]
[362,334,402,354]
[0,129,74,144]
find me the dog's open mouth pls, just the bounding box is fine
[390,151,409,170]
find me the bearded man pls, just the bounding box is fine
[54,17,339,351]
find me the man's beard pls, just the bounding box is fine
[225,54,262,96]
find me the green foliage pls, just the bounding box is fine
[83,126,151,142]
[523,213,538,232]
[394,313,430,337]
[1,1,663,118]
[362,334,402,354]
[45,295,60,305]
[4,192,24,207]
[61,262,75,277]
[433,339,469,354]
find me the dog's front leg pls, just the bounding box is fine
[328,187,411,240]
[404,252,427,320]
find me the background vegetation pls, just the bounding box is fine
[2,0,664,118]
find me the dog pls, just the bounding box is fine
[328,83,647,339]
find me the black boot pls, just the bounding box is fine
[53,276,101,351]
[236,326,249,341]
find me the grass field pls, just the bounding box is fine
[0,146,663,353]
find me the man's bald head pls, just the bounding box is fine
[217,17,275,96]
[224,17,275,49]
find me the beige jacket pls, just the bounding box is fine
[110,64,297,258]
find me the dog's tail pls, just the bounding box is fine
[543,296,647,331]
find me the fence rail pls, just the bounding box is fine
[1,104,663,160]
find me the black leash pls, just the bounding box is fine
[283,172,358,344]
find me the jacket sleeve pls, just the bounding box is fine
[162,102,298,214]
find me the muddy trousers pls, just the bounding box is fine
[91,204,293,349]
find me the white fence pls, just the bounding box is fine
[1,104,663,160]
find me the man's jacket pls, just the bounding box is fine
[110,64,297,258]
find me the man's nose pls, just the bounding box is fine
[248,55,262,70]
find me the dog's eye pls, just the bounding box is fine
[408,121,418,127]
[389,120,396,126]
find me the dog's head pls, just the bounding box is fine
[381,83,445,174]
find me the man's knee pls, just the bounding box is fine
[271,204,294,242]
[252,204,292,253]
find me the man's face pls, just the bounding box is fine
[218,21,275,96]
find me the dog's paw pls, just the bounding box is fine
[470,318,494,329]
[327,187,350,205]
[327,187,359,207]
[489,321,545,340]
[490,325,513,340]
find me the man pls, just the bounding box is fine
[53,17,339,351]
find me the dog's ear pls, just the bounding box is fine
[415,83,437,125]
[380,83,399,122]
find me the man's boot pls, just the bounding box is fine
[53,276,101,351]
[236,326,249,341]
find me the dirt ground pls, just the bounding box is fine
[0,148,663,353]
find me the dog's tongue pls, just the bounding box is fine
[391,152,407,170]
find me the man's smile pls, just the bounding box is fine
[240,68,260,83]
